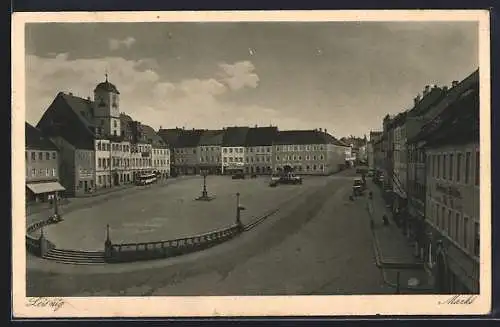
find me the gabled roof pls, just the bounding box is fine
[36,92,96,150]
[245,126,279,146]
[198,129,224,146]
[222,127,250,146]
[25,122,59,150]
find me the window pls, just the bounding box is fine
[465,152,471,184]
[52,168,56,176]
[441,207,445,230]
[443,154,448,180]
[455,212,460,241]
[474,222,480,257]
[456,153,462,182]
[98,176,102,184]
[276,156,280,161]
[437,155,441,178]
[31,152,36,161]
[114,120,117,127]
[463,217,469,249]
[38,152,43,160]
[229,148,233,153]
[52,152,56,159]
[447,210,452,235]
[46,152,50,160]
[475,150,480,186]
[449,154,454,181]
[436,204,440,227]
[223,148,227,153]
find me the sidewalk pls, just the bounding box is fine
[366,181,434,293]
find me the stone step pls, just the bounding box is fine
[44,249,106,264]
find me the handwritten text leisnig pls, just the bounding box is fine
[26,297,67,312]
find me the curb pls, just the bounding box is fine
[366,197,434,292]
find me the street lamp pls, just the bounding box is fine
[195,170,214,201]
[235,192,246,227]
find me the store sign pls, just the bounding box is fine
[436,183,462,199]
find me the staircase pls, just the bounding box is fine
[43,248,106,265]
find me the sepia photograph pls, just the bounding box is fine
[12,10,491,317]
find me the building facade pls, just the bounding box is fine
[197,130,224,175]
[25,123,65,203]
[36,77,171,195]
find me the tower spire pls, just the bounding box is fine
[105,69,108,82]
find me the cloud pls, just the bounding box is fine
[25,55,279,132]
[108,37,136,51]
[218,61,260,90]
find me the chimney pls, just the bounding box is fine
[452,80,459,87]
[423,85,430,96]
[254,124,258,128]
[87,96,91,101]
[325,128,328,134]
[69,92,73,96]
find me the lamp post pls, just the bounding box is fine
[195,169,214,201]
[236,192,245,227]
[202,170,208,198]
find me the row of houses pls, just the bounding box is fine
[26,77,352,203]
[158,126,351,177]
[367,68,480,294]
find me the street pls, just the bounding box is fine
[27,169,393,296]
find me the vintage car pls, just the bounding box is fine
[352,177,366,195]
[269,172,302,186]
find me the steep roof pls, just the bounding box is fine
[158,128,182,148]
[422,85,479,148]
[410,69,479,145]
[275,130,346,146]
[36,92,96,150]
[198,129,224,146]
[25,122,59,150]
[222,127,250,146]
[245,126,279,146]
[141,124,166,147]
[176,129,204,148]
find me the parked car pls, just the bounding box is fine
[352,177,366,196]
[250,174,258,178]
[366,169,375,177]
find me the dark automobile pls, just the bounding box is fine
[352,177,366,196]
[250,174,258,178]
[231,172,245,179]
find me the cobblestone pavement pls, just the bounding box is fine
[39,175,330,250]
[27,169,396,296]
[26,177,194,225]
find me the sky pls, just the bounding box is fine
[25,21,478,138]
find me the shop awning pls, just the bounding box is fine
[26,182,65,194]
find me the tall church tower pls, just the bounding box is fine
[93,74,121,137]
